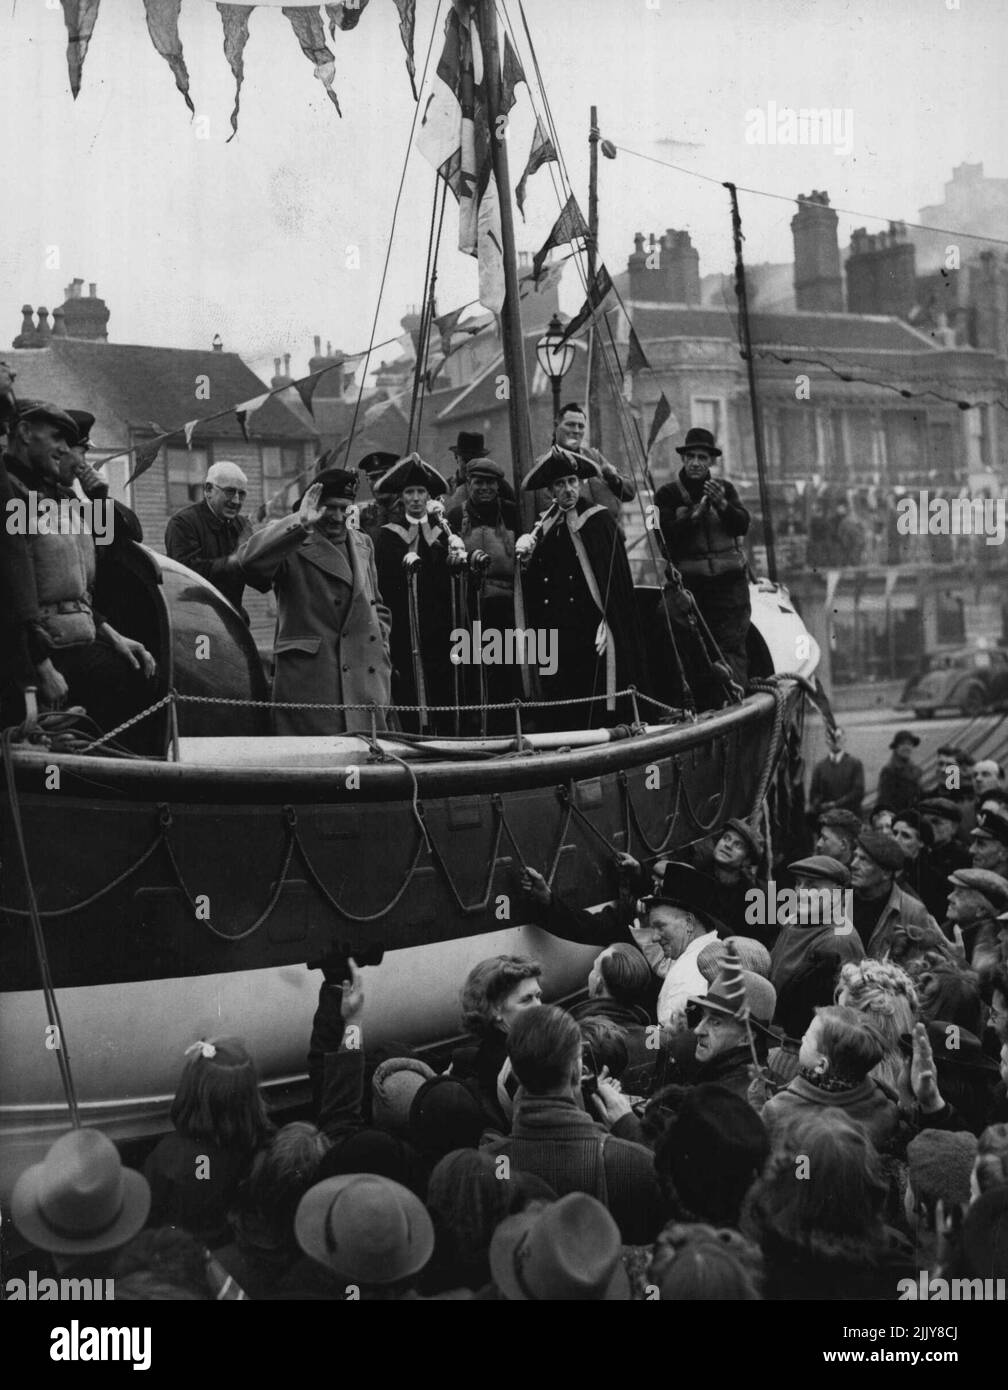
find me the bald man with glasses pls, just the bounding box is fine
[165,460,253,618]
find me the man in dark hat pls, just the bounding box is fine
[808,725,865,818]
[655,427,751,690]
[770,855,865,1039]
[518,445,648,730]
[946,867,1008,970]
[63,407,144,556]
[920,797,970,877]
[446,456,520,725]
[374,453,459,732]
[814,807,863,868]
[699,817,771,946]
[444,431,516,511]
[969,804,1008,881]
[891,808,950,922]
[875,728,923,812]
[1,400,157,744]
[1,366,45,709]
[354,451,399,542]
[849,828,940,959]
[238,467,393,735]
[165,460,253,617]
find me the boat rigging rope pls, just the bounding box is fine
[1,728,81,1126]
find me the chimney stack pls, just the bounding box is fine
[212,333,223,352]
[56,278,110,340]
[846,222,917,319]
[791,191,843,312]
[313,335,321,356]
[659,228,701,303]
[283,352,291,376]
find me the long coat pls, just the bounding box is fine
[375,519,454,727]
[239,514,392,736]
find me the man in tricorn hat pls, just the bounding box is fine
[518,445,648,730]
[374,452,459,732]
[655,427,751,690]
[238,462,392,736]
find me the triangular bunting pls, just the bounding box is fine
[626,324,650,374]
[234,391,271,442]
[283,4,342,116]
[391,0,418,101]
[142,0,195,115]
[125,434,165,488]
[325,0,370,34]
[532,193,589,281]
[217,4,254,142]
[60,0,102,100]
[183,419,199,449]
[646,392,676,455]
[500,32,525,114]
[516,115,557,219]
[558,264,613,345]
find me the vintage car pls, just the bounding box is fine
[898,644,1008,718]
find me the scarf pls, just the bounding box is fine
[799,1065,859,1094]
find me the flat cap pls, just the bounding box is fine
[947,867,1008,913]
[857,829,906,872]
[15,399,78,442]
[919,797,963,825]
[787,855,851,887]
[465,456,505,481]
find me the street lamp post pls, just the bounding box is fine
[536,312,577,432]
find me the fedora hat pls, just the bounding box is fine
[12,1129,151,1256]
[489,1193,630,1300]
[689,966,777,1028]
[676,427,722,458]
[294,1174,434,1286]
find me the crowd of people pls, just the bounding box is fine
[1,365,756,740]
[8,738,1008,1298]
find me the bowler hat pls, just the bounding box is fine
[12,1129,151,1256]
[787,854,851,887]
[14,399,78,443]
[294,1174,434,1285]
[375,452,449,498]
[947,867,1008,913]
[889,729,921,750]
[857,829,906,872]
[452,431,485,461]
[465,456,505,481]
[489,1193,630,1300]
[721,817,764,863]
[676,427,722,458]
[920,797,963,826]
[522,445,599,492]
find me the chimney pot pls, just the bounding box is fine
[283,352,291,373]
[52,307,67,337]
[274,357,281,375]
[313,335,321,355]
[88,282,97,298]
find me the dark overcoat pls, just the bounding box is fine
[239,514,392,736]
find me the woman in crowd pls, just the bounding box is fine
[835,958,919,1094]
[454,954,543,1128]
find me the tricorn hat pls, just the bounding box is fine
[522,445,599,492]
[375,452,449,498]
[676,426,722,458]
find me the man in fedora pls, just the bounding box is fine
[655,427,752,690]
[489,1192,630,1300]
[875,728,923,813]
[12,1128,151,1283]
[519,445,648,729]
[684,962,777,1099]
[238,463,393,736]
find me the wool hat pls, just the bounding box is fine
[971,807,1008,849]
[723,936,772,979]
[522,445,599,492]
[451,431,486,461]
[675,426,722,458]
[818,808,863,836]
[375,452,449,498]
[946,867,1008,913]
[12,1129,151,1256]
[465,457,505,481]
[371,1057,437,1135]
[889,729,921,750]
[408,1075,486,1156]
[14,399,79,444]
[721,817,764,863]
[959,1185,1008,1279]
[659,1085,770,1223]
[920,798,963,826]
[697,939,728,984]
[857,829,906,872]
[906,1129,978,1211]
[787,855,852,887]
[489,1193,630,1300]
[294,1174,434,1285]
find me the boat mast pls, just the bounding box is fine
[587,104,603,450]
[478,0,535,525]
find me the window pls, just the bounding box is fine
[777,409,816,480]
[884,410,926,485]
[967,404,990,470]
[262,445,304,482]
[166,448,208,511]
[691,397,723,442]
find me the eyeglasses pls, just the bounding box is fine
[214,486,247,499]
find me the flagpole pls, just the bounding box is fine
[587,104,603,452]
[479,0,536,532]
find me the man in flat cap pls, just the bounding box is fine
[770,855,865,1040]
[518,446,648,730]
[875,728,923,813]
[655,427,751,690]
[808,725,865,819]
[814,807,863,869]
[238,466,392,736]
[446,456,520,723]
[165,460,253,618]
[1,400,156,744]
[849,829,940,959]
[945,867,1008,971]
[920,797,970,878]
[374,453,458,732]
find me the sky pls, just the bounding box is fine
[0,0,1005,384]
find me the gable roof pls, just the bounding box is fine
[8,339,317,444]
[626,302,938,354]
